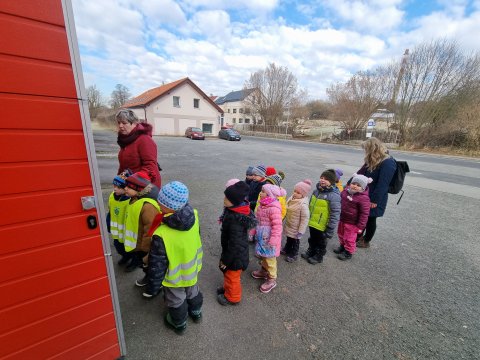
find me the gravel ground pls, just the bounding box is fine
[94,130,480,360]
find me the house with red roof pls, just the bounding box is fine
[122,78,223,136]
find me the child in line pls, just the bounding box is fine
[334,174,371,260]
[122,171,160,274]
[335,168,344,192]
[107,170,131,265]
[302,169,341,265]
[251,184,284,293]
[282,179,312,262]
[218,181,256,305]
[146,181,203,335]
[248,165,267,211]
[245,166,254,185]
[265,171,287,219]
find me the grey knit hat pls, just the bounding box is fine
[351,174,371,190]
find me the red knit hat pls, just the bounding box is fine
[125,171,151,191]
[265,166,277,176]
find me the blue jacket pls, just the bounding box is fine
[359,157,397,217]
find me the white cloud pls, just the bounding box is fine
[137,0,187,26]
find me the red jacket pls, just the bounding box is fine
[339,186,371,230]
[118,123,161,188]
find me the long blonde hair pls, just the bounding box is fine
[362,137,389,171]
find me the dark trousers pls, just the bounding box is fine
[164,285,203,326]
[113,239,133,261]
[364,216,377,242]
[285,237,300,257]
[308,226,328,256]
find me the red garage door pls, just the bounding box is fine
[0,1,124,359]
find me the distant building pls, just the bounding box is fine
[215,89,262,126]
[123,77,223,136]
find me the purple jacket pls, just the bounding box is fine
[340,186,371,230]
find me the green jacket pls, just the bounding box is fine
[308,184,341,238]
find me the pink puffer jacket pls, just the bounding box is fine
[254,198,283,257]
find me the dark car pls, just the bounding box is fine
[185,127,205,140]
[219,128,241,141]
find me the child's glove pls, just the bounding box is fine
[296,232,303,239]
[218,260,227,273]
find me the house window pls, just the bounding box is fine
[194,98,200,108]
[245,118,250,124]
[232,118,236,123]
[227,109,230,113]
[239,118,243,123]
[173,96,180,107]
[233,109,237,113]
[239,108,244,113]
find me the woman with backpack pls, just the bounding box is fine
[354,137,397,248]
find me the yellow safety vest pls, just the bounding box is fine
[108,193,129,243]
[124,198,160,252]
[154,209,203,288]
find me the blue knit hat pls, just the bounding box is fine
[113,169,132,188]
[246,166,254,176]
[157,181,189,211]
[252,165,266,177]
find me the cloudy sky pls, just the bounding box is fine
[72,0,480,101]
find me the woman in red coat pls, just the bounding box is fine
[116,109,161,188]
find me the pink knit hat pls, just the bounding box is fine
[294,179,312,197]
[262,184,286,198]
[225,178,240,188]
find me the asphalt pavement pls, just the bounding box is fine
[94,129,480,360]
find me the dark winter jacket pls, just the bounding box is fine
[357,157,397,217]
[117,123,161,188]
[220,203,257,271]
[340,186,371,230]
[146,204,196,295]
[248,179,266,210]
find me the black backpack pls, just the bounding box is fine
[389,158,410,204]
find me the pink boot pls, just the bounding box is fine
[260,278,277,293]
[251,269,268,279]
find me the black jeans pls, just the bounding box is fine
[308,227,328,256]
[285,237,300,257]
[364,216,377,242]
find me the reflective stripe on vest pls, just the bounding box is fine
[108,193,130,243]
[124,198,160,252]
[154,209,203,288]
[308,194,330,231]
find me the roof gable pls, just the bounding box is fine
[215,88,255,105]
[123,77,223,113]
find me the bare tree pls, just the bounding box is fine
[391,39,480,145]
[86,84,104,119]
[327,69,391,131]
[243,63,298,126]
[110,84,131,110]
[305,99,332,119]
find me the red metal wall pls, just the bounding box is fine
[0,1,121,359]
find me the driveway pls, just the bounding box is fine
[94,130,480,360]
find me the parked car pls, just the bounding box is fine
[185,127,205,140]
[219,128,241,141]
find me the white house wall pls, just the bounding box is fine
[145,83,221,136]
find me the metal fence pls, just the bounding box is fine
[233,124,401,145]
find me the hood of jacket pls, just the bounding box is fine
[136,183,159,201]
[163,203,195,231]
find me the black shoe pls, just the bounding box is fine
[164,313,186,335]
[333,245,345,254]
[143,286,162,298]
[217,294,239,306]
[301,248,315,260]
[189,311,202,323]
[135,275,148,287]
[216,286,225,295]
[125,261,140,273]
[307,253,323,265]
[337,251,352,261]
[117,256,131,266]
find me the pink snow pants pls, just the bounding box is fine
[337,221,359,254]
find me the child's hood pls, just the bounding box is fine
[163,203,195,231]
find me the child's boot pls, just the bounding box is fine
[301,247,315,260]
[251,268,268,279]
[307,251,323,265]
[333,245,345,254]
[337,250,352,261]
